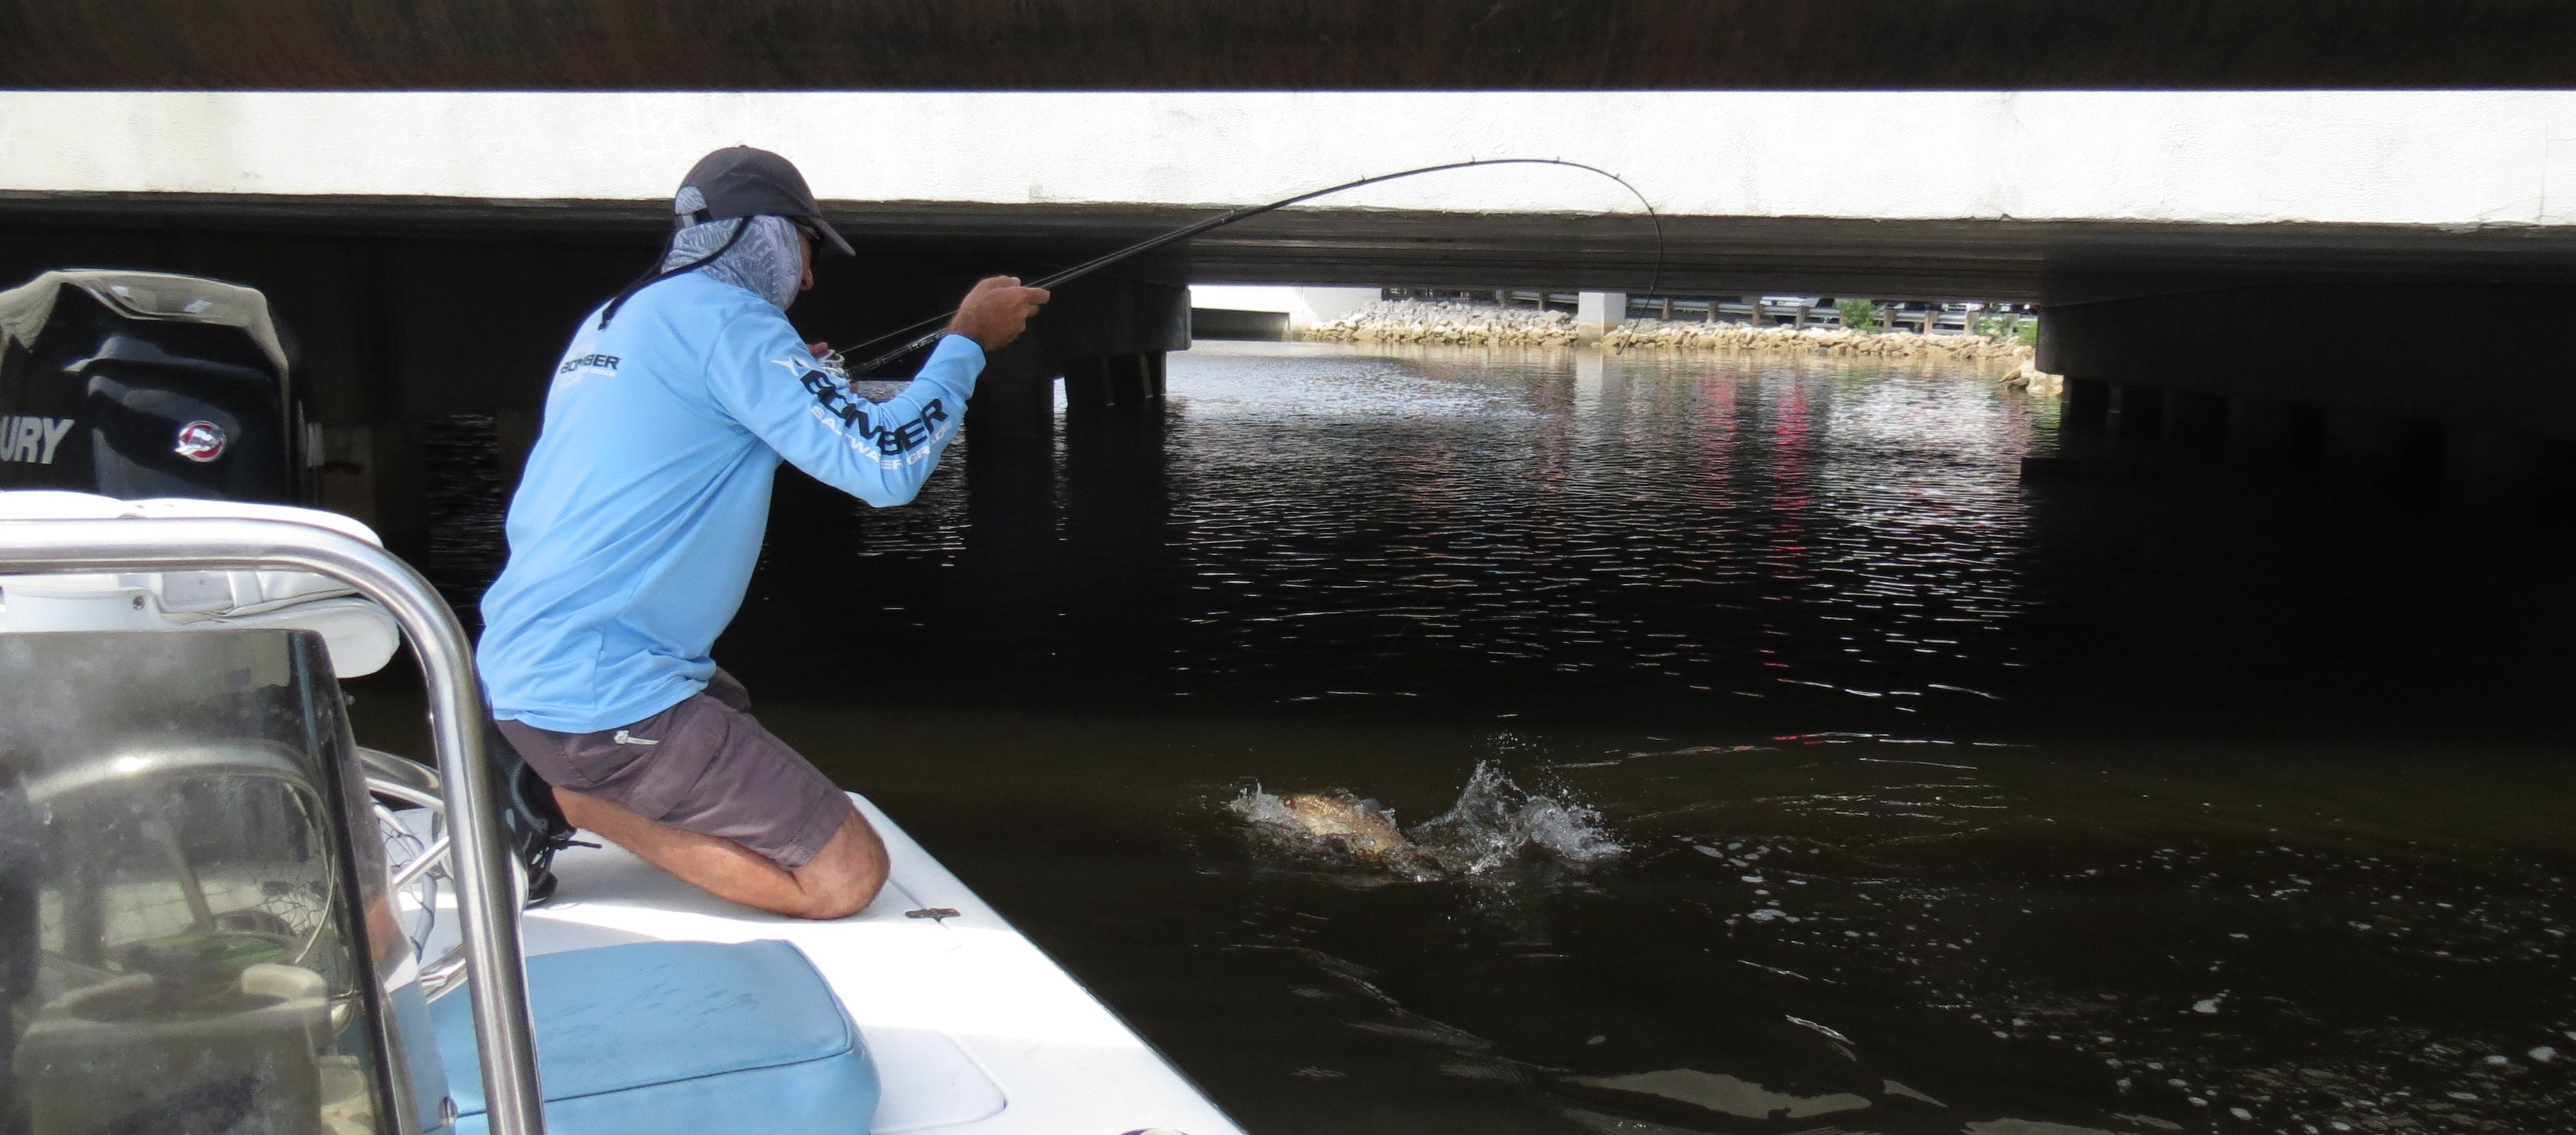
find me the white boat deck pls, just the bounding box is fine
[415,794,1242,1135]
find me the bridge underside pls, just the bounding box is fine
[12,194,2576,303]
[7,192,2576,547]
[4,0,2573,89]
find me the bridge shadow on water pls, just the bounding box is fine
[393,339,2575,1134]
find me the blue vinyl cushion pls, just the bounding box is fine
[432,939,879,1135]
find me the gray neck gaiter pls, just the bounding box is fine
[662,215,803,311]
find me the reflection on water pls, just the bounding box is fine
[404,339,2575,1134]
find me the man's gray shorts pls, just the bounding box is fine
[496,671,852,870]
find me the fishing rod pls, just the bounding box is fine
[831,157,1663,377]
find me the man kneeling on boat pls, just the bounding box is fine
[476,147,1046,919]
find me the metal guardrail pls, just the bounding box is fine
[1619,297,2000,334]
[1393,288,2025,336]
[0,516,547,1135]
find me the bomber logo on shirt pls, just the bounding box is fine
[778,355,952,462]
[558,353,619,375]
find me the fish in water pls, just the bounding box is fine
[1229,764,1628,879]
[1231,788,1421,866]
[1277,790,1411,859]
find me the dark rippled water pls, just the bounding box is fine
[403,340,2576,1134]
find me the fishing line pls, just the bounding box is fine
[827,157,1663,377]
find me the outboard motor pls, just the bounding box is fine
[0,270,309,504]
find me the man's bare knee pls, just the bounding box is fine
[790,865,880,920]
[794,880,874,921]
[787,812,887,920]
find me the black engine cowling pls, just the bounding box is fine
[0,270,305,504]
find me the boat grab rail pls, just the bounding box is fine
[0,515,547,1135]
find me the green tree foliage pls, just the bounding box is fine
[1971,309,2040,345]
[1836,298,1884,333]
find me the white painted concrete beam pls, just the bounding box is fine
[6,91,2575,228]
[1187,286,1381,329]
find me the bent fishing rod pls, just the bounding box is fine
[833,157,1663,377]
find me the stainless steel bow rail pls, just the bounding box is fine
[0,516,547,1135]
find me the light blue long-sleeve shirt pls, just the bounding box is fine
[477,271,982,733]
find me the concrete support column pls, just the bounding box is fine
[1110,353,1157,404]
[964,341,1063,546]
[2109,383,2165,440]
[2445,426,2569,501]
[2165,389,2229,452]
[2061,377,2110,432]
[967,339,1060,444]
[1058,375,1173,683]
[2323,410,2443,480]
[2043,283,2576,484]
[2225,397,2323,463]
[1063,392,1167,530]
[965,275,1187,538]
[1062,357,1111,411]
[1062,352,1165,411]
[1576,291,1627,341]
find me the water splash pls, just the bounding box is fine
[1225,783,1298,830]
[1413,761,1628,875]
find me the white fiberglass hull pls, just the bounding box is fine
[415,794,1243,1135]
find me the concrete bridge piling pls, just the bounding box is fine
[1576,291,1627,343]
[2042,282,2576,494]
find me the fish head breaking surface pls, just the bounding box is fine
[1280,790,1411,857]
[1229,762,1626,880]
[1232,787,1417,865]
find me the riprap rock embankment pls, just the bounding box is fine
[1300,300,1582,346]
[1297,301,2062,394]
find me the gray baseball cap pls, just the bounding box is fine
[673,146,855,257]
